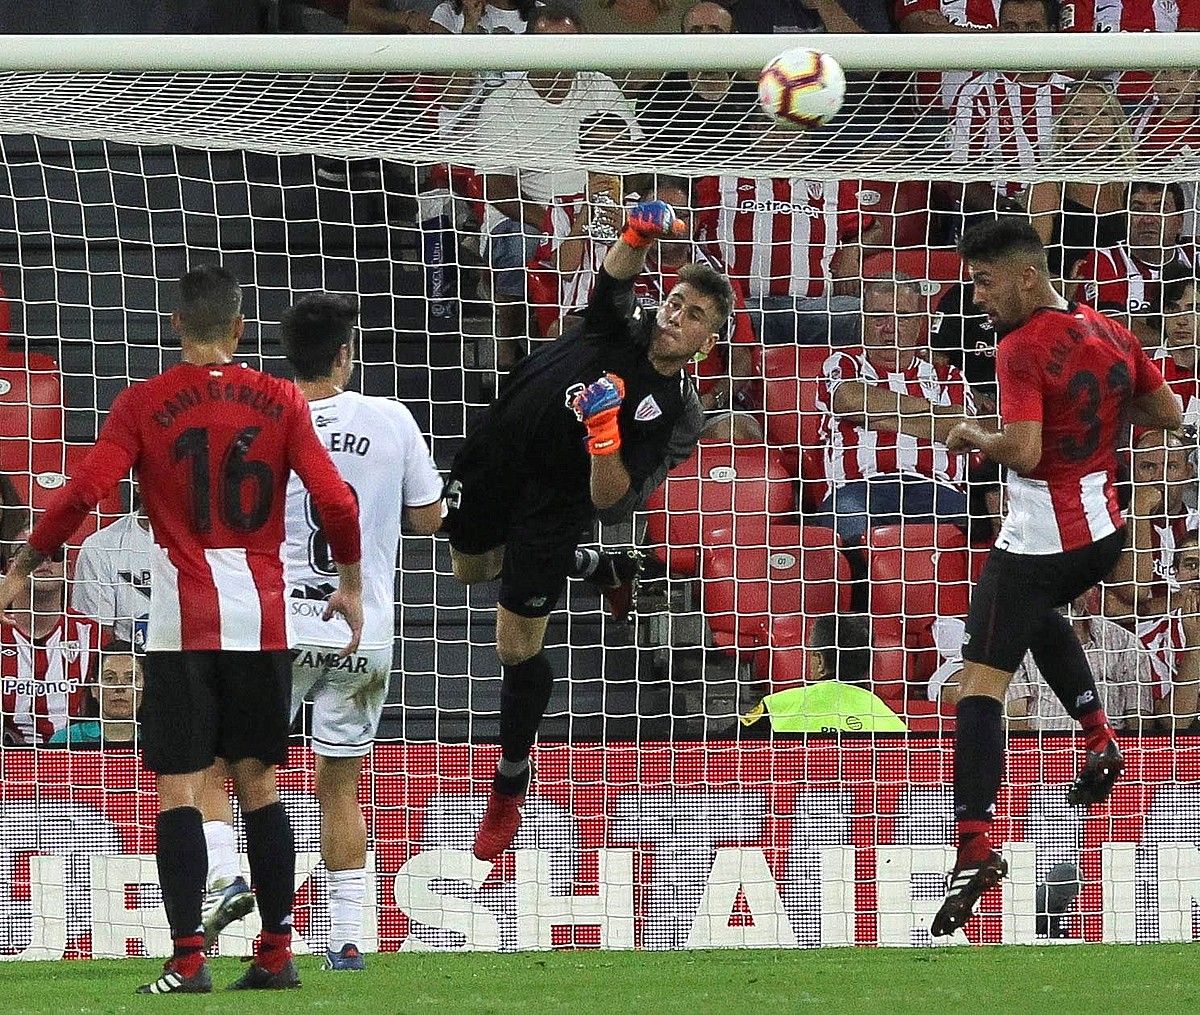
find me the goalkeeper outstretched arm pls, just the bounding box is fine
[603,200,688,280]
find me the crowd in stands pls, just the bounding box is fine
[2,0,1200,740]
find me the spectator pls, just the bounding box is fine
[732,0,879,33]
[473,2,639,368]
[1074,180,1195,348]
[428,0,535,32]
[929,274,997,411]
[1160,271,1200,427]
[947,0,1064,226]
[590,0,678,32]
[1104,429,1198,624]
[1137,534,1200,731]
[893,0,1000,109]
[1135,69,1200,243]
[71,493,153,648]
[929,590,1154,732]
[635,3,764,156]
[48,640,142,749]
[0,528,100,746]
[347,0,437,32]
[814,273,974,547]
[694,175,884,346]
[1028,80,1135,281]
[740,613,907,733]
[1059,0,1199,32]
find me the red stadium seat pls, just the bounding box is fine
[701,524,851,651]
[642,441,794,577]
[862,248,963,307]
[0,351,64,445]
[760,344,831,477]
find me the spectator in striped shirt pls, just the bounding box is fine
[1133,70,1200,243]
[1075,180,1194,349]
[0,527,101,747]
[1137,534,1200,731]
[1160,272,1200,427]
[814,273,974,546]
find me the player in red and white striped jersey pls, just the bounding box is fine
[1136,534,1200,729]
[0,533,99,746]
[815,275,975,546]
[0,266,363,994]
[1075,181,1194,348]
[933,218,1181,938]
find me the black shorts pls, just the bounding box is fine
[141,650,293,774]
[443,431,587,619]
[962,527,1126,673]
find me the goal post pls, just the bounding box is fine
[0,33,1198,957]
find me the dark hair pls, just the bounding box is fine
[957,216,1049,273]
[529,1,585,32]
[680,0,735,30]
[279,292,360,381]
[999,0,1056,26]
[1163,268,1198,309]
[809,613,872,686]
[676,261,735,329]
[102,639,135,657]
[1130,180,1188,217]
[453,0,537,20]
[175,265,243,342]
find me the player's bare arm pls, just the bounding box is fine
[832,382,966,444]
[404,499,445,535]
[324,561,364,657]
[946,419,1043,474]
[0,544,46,620]
[1126,383,1185,432]
[602,201,688,281]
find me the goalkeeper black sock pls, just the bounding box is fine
[571,547,602,579]
[499,652,554,765]
[155,806,206,941]
[243,801,295,938]
[1028,610,1105,724]
[953,695,1005,863]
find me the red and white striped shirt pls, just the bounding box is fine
[893,0,1000,29]
[1156,352,1200,426]
[949,72,1066,196]
[1137,610,1187,702]
[694,177,864,299]
[1075,244,1196,316]
[1,613,99,746]
[817,349,974,488]
[1134,116,1200,239]
[994,303,1164,554]
[1059,0,1197,32]
[27,362,361,653]
[1149,509,1200,598]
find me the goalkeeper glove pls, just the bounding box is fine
[571,373,626,456]
[621,201,688,249]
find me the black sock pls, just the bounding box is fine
[571,547,601,579]
[243,801,295,937]
[953,695,1005,825]
[155,806,207,940]
[1028,610,1102,720]
[499,652,554,766]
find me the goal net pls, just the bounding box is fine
[0,33,1198,957]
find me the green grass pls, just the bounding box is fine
[1,946,1197,1014]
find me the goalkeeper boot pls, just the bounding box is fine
[587,548,645,622]
[202,875,255,949]
[931,850,1008,938]
[1066,738,1124,807]
[473,762,533,862]
[136,952,212,995]
[323,942,366,971]
[229,936,301,992]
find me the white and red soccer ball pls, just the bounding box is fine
[757,47,846,129]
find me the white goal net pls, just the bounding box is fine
[0,33,1198,956]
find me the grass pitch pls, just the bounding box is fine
[1,945,1197,1014]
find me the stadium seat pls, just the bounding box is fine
[701,524,851,652]
[760,344,831,478]
[642,441,795,577]
[0,351,64,446]
[861,248,963,310]
[868,523,970,686]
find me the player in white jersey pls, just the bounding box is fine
[198,294,444,969]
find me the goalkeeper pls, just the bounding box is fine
[445,200,732,860]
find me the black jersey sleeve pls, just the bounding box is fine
[582,266,644,348]
[596,381,705,524]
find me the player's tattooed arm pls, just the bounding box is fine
[7,544,46,577]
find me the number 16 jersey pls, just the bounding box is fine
[283,391,444,651]
[996,302,1164,555]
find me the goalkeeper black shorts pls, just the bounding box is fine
[962,526,1126,673]
[141,650,293,774]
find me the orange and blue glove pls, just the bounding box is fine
[571,373,626,456]
[621,200,689,249]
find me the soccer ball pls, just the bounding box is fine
[757,48,846,130]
